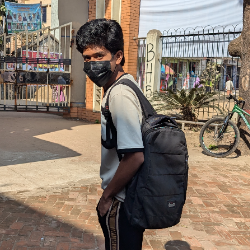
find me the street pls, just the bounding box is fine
[0,112,250,250]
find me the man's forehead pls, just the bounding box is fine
[83,46,110,55]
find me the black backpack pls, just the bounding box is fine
[102,78,188,229]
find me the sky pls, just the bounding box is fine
[139,0,244,37]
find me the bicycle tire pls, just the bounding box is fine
[199,117,240,158]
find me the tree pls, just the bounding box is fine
[0,0,18,35]
[199,61,221,91]
[228,0,250,155]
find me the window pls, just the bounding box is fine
[42,6,47,23]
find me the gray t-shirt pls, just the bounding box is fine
[100,74,143,202]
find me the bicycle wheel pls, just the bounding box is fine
[199,117,240,157]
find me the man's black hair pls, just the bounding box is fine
[76,19,125,66]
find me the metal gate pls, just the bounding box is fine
[0,22,72,113]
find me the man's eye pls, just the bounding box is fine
[83,56,90,61]
[96,54,104,59]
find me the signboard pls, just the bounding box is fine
[5,1,42,34]
[21,51,64,72]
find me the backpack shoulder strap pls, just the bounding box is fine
[100,82,121,153]
[117,78,156,118]
[101,77,156,157]
[103,78,156,120]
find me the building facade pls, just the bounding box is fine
[15,0,142,122]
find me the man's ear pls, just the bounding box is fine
[115,50,124,65]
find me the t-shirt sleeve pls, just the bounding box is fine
[109,87,144,154]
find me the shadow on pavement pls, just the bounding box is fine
[0,184,105,249]
[0,112,98,167]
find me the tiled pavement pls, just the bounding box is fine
[0,161,250,250]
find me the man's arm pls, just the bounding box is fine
[98,152,144,216]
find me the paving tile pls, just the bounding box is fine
[55,242,70,250]
[0,160,249,249]
[0,240,14,250]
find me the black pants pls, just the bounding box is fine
[97,198,144,250]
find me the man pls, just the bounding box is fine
[7,11,12,20]
[23,13,27,22]
[76,19,145,250]
[225,77,234,96]
[29,14,33,22]
[36,12,40,21]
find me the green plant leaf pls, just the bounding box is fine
[150,87,224,121]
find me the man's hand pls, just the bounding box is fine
[98,152,144,216]
[98,195,113,217]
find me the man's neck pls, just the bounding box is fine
[103,66,125,92]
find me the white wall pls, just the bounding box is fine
[139,0,243,37]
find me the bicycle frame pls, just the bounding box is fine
[231,104,250,130]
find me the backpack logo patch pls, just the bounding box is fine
[168,201,176,208]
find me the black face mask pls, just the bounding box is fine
[83,61,114,88]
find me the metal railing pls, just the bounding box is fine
[0,83,71,112]
[161,25,242,58]
[0,23,72,112]
[136,25,242,120]
[0,22,72,73]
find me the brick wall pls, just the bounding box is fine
[65,0,141,123]
[121,0,141,80]
[104,0,140,80]
[89,0,96,21]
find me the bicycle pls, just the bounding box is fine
[199,95,249,157]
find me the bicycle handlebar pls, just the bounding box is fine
[226,95,238,102]
[226,95,245,106]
